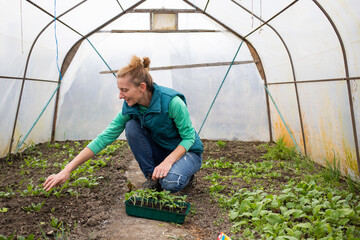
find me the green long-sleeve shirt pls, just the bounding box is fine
[87,96,195,155]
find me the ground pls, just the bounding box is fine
[0,139,355,239]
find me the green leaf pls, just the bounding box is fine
[260,210,271,216]
[337,208,353,218]
[332,196,341,202]
[327,192,333,200]
[296,222,312,229]
[345,193,353,201]
[312,205,322,216]
[229,210,239,220]
[265,213,284,224]
[240,212,253,218]
[338,218,349,225]
[232,220,247,227]
[275,236,298,240]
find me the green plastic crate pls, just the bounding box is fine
[125,197,191,224]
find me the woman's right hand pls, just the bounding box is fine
[43,169,70,191]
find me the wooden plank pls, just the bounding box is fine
[104,29,221,33]
[100,60,257,74]
[128,9,197,13]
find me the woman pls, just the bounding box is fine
[43,56,203,193]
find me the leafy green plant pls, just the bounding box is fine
[0,232,15,240]
[99,141,125,155]
[0,186,15,199]
[0,207,8,213]
[71,175,104,188]
[14,234,35,240]
[49,217,62,229]
[202,157,234,169]
[22,201,45,213]
[262,137,300,161]
[18,181,50,197]
[216,140,227,148]
[346,175,360,194]
[219,180,360,239]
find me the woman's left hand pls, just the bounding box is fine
[152,157,174,180]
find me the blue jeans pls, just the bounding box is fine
[125,119,202,193]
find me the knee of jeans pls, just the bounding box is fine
[160,171,185,193]
[125,119,140,138]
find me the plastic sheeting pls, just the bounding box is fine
[1,0,359,179]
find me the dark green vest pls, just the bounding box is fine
[122,84,203,155]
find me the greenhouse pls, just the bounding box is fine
[1,0,360,239]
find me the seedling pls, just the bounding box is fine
[22,201,45,213]
[216,140,227,148]
[0,186,15,199]
[49,217,62,229]
[0,207,8,213]
[125,189,188,213]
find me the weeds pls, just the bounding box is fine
[261,137,300,162]
[346,175,360,194]
[322,152,341,182]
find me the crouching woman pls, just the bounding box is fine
[43,55,203,193]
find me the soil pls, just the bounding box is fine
[0,139,312,239]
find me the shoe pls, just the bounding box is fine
[142,174,162,191]
[186,175,196,187]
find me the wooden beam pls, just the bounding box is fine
[127,9,197,13]
[100,29,221,33]
[100,60,257,74]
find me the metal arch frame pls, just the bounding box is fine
[182,0,273,142]
[185,0,360,174]
[9,0,359,173]
[312,0,360,175]
[51,0,146,140]
[229,0,306,155]
[8,0,88,156]
[183,0,301,145]
[9,0,145,154]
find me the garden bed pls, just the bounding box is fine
[1,139,359,239]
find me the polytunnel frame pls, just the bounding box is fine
[8,0,146,155]
[8,0,360,176]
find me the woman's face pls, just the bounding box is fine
[117,74,146,107]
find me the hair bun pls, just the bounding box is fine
[142,57,150,69]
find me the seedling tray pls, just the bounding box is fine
[125,197,191,224]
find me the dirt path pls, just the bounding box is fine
[93,158,196,239]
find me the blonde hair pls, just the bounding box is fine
[117,55,153,91]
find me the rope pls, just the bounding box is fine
[86,39,116,78]
[263,84,302,155]
[198,41,243,134]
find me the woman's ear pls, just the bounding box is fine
[139,82,147,92]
